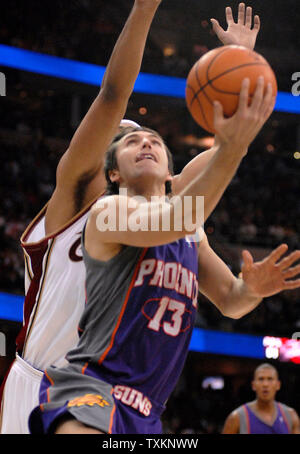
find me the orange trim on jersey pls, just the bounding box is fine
[21,192,104,247]
[108,389,116,434]
[44,369,54,403]
[81,362,89,375]
[44,369,54,386]
[243,405,251,434]
[98,248,149,366]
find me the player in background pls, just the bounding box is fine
[222,363,300,434]
[0,2,263,433]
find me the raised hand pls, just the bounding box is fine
[213,76,275,152]
[241,244,300,298]
[211,3,260,51]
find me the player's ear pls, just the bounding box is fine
[165,172,173,183]
[276,380,281,392]
[109,169,120,184]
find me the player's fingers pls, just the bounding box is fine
[249,76,265,112]
[237,78,250,112]
[242,250,253,272]
[245,6,252,28]
[260,84,275,118]
[213,100,224,125]
[259,82,272,113]
[282,264,300,279]
[225,6,234,25]
[278,250,300,270]
[242,250,253,271]
[267,243,289,264]
[253,15,260,32]
[210,18,225,39]
[238,3,246,25]
[283,278,300,290]
[262,95,276,122]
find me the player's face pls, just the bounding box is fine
[110,131,172,191]
[251,368,281,403]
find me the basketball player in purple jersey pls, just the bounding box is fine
[222,363,300,434]
[0,2,265,434]
[29,101,300,433]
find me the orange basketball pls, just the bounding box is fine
[185,45,278,134]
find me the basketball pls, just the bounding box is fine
[185,45,278,134]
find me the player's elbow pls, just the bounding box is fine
[217,304,244,320]
[99,81,130,104]
[226,311,244,320]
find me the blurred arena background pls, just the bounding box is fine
[0,0,299,434]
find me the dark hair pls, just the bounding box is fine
[104,126,174,195]
[253,363,279,379]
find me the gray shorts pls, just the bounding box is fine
[29,363,164,434]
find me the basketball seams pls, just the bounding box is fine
[191,61,269,101]
[186,46,276,133]
[208,62,270,95]
[186,64,211,131]
[188,61,270,130]
[194,60,214,130]
[189,47,231,107]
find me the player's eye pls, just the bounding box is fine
[126,137,139,145]
[152,139,162,146]
[127,139,137,145]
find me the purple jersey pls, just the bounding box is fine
[29,235,200,434]
[239,402,291,434]
[68,237,199,408]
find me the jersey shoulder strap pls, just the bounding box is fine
[277,402,292,433]
[236,405,250,434]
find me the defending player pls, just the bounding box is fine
[0,2,263,434]
[222,363,300,434]
[29,85,300,433]
[0,0,164,434]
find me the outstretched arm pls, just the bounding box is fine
[173,2,261,195]
[197,235,300,320]
[45,0,162,234]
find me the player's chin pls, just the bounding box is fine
[260,391,272,400]
[135,164,164,179]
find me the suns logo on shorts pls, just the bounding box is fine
[67,394,110,408]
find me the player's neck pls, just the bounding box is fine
[119,183,166,201]
[255,399,276,413]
